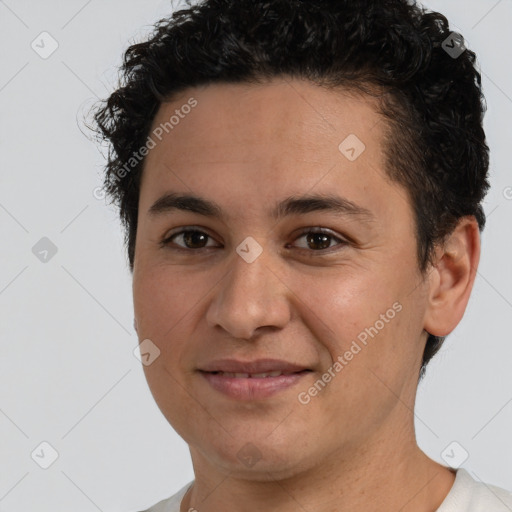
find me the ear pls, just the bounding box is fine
[423,216,481,337]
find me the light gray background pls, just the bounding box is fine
[0,1,510,511]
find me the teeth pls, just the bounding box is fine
[252,371,283,378]
[217,371,285,378]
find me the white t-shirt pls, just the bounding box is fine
[138,468,512,512]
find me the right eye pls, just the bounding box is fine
[160,228,222,250]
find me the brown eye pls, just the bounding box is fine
[291,229,347,252]
[305,232,331,250]
[181,231,209,249]
[162,229,219,249]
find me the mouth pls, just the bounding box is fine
[198,359,312,400]
[206,370,309,378]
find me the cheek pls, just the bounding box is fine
[292,268,400,346]
[133,266,200,387]
[133,265,210,432]
[133,264,210,336]
[292,270,422,415]
[291,263,424,388]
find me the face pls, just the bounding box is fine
[132,78,431,479]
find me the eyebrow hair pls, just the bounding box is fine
[147,192,375,222]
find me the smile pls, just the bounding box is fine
[199,370,311,400]
[211,370,297,378]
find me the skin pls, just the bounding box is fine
[132,78,480,512]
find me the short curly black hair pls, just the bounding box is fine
[91,0,490,377]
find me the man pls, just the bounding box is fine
[92,0,512,510]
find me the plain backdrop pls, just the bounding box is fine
[0,1,511,511]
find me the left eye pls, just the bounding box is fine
[290,229,347,251]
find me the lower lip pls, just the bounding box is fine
[200,371,310,400]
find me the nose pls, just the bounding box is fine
[206,244,292,340]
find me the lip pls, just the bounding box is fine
[198,359,312,400]
[199,358,309,374]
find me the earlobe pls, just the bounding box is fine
[423,217,481,337]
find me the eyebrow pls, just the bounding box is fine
[148,192,376,223]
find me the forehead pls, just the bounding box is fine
[139,78,410,227]
[145,79,384,165]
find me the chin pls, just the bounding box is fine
[188,431,317,482]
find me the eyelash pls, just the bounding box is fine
[160,227,348,254]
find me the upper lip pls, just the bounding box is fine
[199,359,310,374]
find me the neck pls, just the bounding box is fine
[181,418,455,512]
